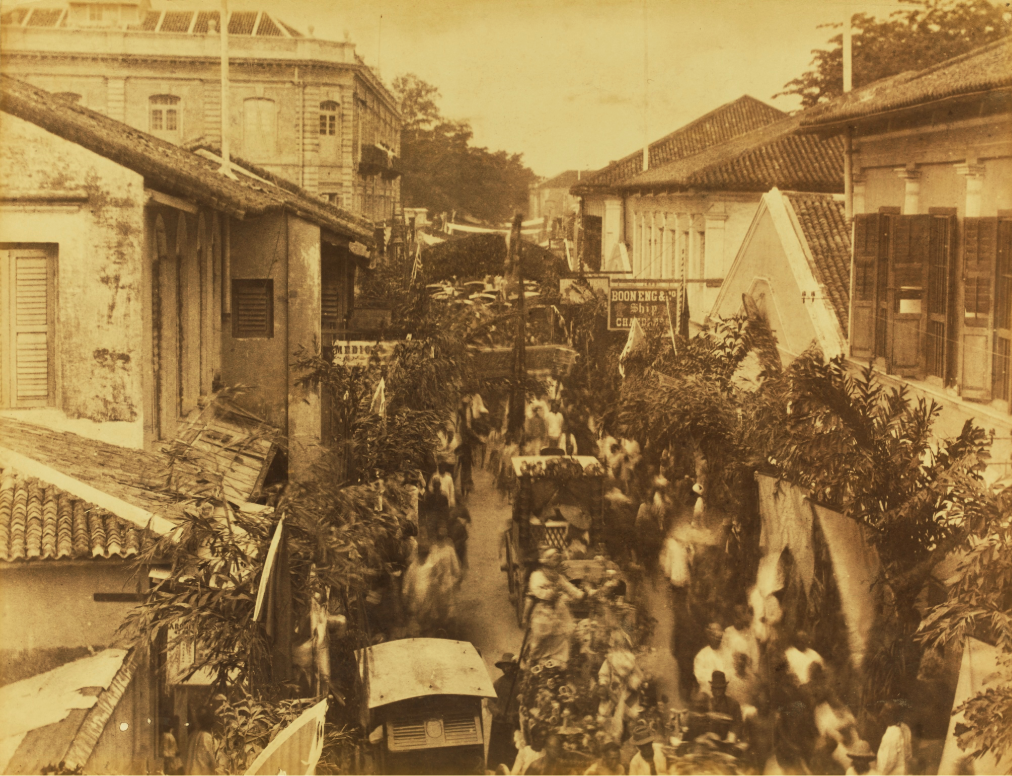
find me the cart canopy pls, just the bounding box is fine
[356,638,496,709]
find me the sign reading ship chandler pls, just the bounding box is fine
[608,282,681,330]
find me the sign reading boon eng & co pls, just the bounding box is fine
[608,282,682,331]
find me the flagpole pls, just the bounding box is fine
[843,3,853,219]
[507,214,527,443]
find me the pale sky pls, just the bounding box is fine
[5,0,923,176]
[270,0,911,177]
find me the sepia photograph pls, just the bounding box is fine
[0,0,1010,773]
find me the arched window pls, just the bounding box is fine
[319,101,339,136]
[243,98,277,159]
[150,94,180,136]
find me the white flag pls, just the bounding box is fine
[245,698,328,776]
[618,318,647,378]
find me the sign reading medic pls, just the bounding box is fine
[607,283,681,331]
[331,341,400,367]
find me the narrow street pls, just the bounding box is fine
[456,467,524,680]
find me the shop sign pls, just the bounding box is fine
[607,282,682,331]
[331,341,400,367]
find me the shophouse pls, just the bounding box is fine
[798,38,1012,482]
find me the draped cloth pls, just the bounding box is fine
[755,474,880,669]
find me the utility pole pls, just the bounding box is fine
[218,0,235,178]
[507,214,527,443]
[642,0,649,172]
[843,4,854,220]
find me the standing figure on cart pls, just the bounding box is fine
[523,548,585,668]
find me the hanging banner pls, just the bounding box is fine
[607,281,683,331]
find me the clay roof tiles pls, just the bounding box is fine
[619,113,845,194]
[799,38,1012,128]
[573,95,788,193]
[783,192,851,330]
[0,75,372,240]
[0,466,153,563]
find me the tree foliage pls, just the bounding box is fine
[777,0,1011,107]
[392,73,538,223]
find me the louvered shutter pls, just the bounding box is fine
[888,215,931,378]
[5,249,53,407]
[850,214,880,359]
[926,215,956,380]
[232,279,274,338]
[961,217,997,400]
[993,219,1012,406]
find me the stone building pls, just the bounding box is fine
[0,0,402,222]
[799,38,1012,482]
[528,170,585,222]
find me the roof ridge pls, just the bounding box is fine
[577,94,785,189]
[896,36,1011,85]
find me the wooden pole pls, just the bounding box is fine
[507,214,527,443]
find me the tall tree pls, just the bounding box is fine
[777,0,1010,107]
[392,73,538,223]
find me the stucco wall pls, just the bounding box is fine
[0,563,139,651]
[624,193,761,323]
[286,216,323,478]
[0,113,146,445]
[855,117,1012,216]
[221,211,289,433]
[711,210,815,362]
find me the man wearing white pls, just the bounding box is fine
[545,402,564,449]
[876,702,913,775]
[693,622,731,697]
[784,631,824,685]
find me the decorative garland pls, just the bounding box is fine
[517,457,606,481]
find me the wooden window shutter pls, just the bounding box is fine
[961,217,997,400]
[321,260,342,333]
[3,248,54,407]
[888,214,931,378]
[925,214,956,379]
[850,213,880,359]
[232,279,273,338]
[993,219,1012,406]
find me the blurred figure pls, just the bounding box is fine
[628,721,666,776]
[512,726,546,776]
[910,651,949,775]
[846,741,878,776]
[876,701,913,775]
[184,706,220,776]
[584,740,625,775]
[545,401,565,449]
[694,622,731,697]
[525,734,565,776]
[523,548,584,667]
[785,631,824,685]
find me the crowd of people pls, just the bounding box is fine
[483,383,952,776]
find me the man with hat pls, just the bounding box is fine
[845,741,878,775]
[705,670,743,743]
[627,721,666,776]
[489,653,521,769]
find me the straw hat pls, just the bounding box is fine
[631,721,656,746]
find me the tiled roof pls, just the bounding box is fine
[800,38,1012,128]
[572,96,787,193]
[0,76,372,239]
[0,417,181,520]
[0,7,304,36]
[783,192,851,330]
[0,464,154,562]
[618,113,844,194]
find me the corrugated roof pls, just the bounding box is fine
[0,75,373,239]
[618,113,844,194]
[1,7,304,37]
[0,465,153,562]
[800,38,1012,128]
[783,192,851,330]
[573,95,787,194]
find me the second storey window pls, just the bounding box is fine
[243,98,277,159]
[150,95,180,138]
[320,100,340,162]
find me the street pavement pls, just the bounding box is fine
[456,466,684,709]
[456,467,524,682]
